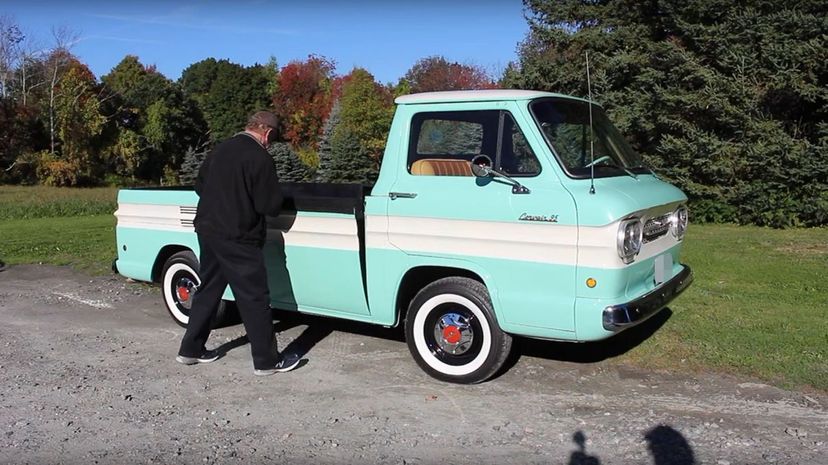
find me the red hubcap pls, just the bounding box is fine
[442,325,461,344]
[177,287,190,302]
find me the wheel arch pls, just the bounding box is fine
[152,245,194,283]
[394,262,502,328]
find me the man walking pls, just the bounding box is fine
[176,111,300,376]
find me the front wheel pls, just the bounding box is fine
[405,277,512,384]
[160,251,231,328]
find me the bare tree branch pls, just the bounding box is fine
[0,14,25,99]
[46,25,80,154]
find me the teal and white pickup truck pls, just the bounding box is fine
[114,90,692,384]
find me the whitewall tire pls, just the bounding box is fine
[160,251,230,328]
[405,277,512,384]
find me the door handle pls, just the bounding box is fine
[389,192,417,200]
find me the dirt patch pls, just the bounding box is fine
[776,243,828,256]
[1,265,826,465]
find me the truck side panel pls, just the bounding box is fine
[266,211,369,316]
[116,190,370,317]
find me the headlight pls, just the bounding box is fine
[670,206,688,240]
[617,218,643,264]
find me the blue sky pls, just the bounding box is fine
[4,0,530,84]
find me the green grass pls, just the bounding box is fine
[0,214,116,275]
[0,185,118,274]
[626,224,828,391]
[0,185,117,220]
[0,186,825,391]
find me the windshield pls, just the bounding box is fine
[529,98,647,178]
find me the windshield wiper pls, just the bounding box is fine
[586,157,638,179]
[631,162,658,178]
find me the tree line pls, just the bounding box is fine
[1,0,825,227]
[0,18,495,188]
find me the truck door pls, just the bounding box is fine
[386,106,578,333]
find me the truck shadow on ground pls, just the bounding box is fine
[215,307,670,370]
[213,309,405,362]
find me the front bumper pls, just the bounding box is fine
[602,265,693,331]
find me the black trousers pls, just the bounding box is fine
[178,235,276,369]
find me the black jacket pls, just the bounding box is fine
[194,133,283,245]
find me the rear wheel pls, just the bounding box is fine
[405,277,512,384]
[160,251,231,328]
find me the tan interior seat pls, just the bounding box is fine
[410,158,473,176]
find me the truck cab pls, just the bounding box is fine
[115,90,692,384]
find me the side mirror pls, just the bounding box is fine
[471,154,493,178]
[470,153,531,195]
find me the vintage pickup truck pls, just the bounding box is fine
[114,90,692,384]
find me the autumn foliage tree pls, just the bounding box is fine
[28,59,106,186]
[272,55,335,166]
[402,56,497,93]
[326,68,394,184]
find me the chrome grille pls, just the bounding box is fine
[643,214,671,243]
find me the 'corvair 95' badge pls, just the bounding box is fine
[519,213,559,223]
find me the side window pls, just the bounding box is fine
[500,113,541,176]
[409,110,499,176]
[416,119,483,155]
[408,110,541,177]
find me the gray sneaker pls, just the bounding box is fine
[176,349,221,365]
[253,355,302,376]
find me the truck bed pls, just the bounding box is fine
[115,182,373,317]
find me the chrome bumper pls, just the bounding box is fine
[602,265,693,331]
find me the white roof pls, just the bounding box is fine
[394,89,581,105]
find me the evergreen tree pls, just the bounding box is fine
[269,142,311,182]
[328,125,376,184]
[316,99,340,182]
[179,146,207,185]
[505,0,827,227]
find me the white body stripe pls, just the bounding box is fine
[117,203,677,269]
[116,203,192,232]
[267,214,360,251]
[384,215,677,269]
[386,215,579,265]
[365,214,390,250]
[117,203,363,251]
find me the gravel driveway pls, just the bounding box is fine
[1,265,825,465]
